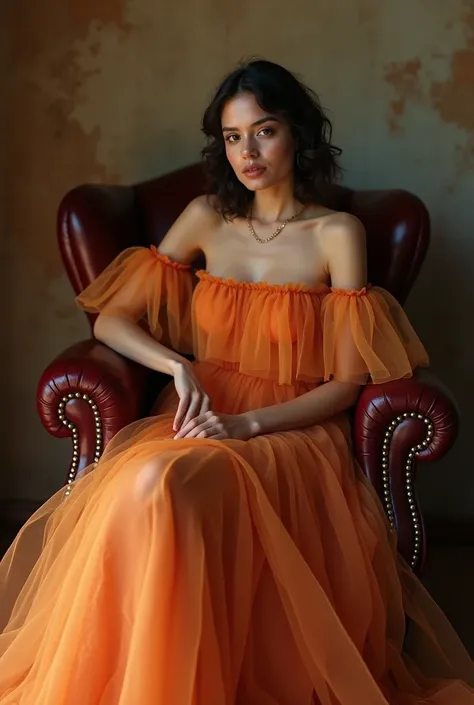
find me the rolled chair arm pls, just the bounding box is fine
[353,369,459,573]
[37,339,164,492]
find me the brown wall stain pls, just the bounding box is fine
[384,2,474,177]
[2,1,126,498]
[383,58,422,133]
[387,98,406,134]
[72,0,132,32]
[430,50,474,132]
[5,4,124,285]
[430,1,474,180]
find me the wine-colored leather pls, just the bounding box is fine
[37,339,168,480]
[354,369,459,572]
[38,163,458,572]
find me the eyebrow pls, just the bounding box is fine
[222,116,280,132]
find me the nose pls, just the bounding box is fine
[241,137,259,159]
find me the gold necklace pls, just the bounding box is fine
[247,204,306,244]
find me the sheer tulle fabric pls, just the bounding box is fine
[322,286,429,384]
[1,381,473,704]
[0,246,472,705]
[76,246,195,354]
[75,246,429,386]
[194,272,429,385]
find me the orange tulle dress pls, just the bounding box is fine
[1,246,473,705]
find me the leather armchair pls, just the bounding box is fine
[37,163,458,573]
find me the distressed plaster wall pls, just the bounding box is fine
[2,0,473,517]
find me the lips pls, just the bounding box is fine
[243,165,266,177]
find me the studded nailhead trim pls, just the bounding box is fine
[382,412,434,567]
[55,396,433,565]
[57,393,103,498]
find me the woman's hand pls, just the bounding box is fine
[171,361,212,433]
[173,410,257,441]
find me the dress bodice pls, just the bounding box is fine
[76,246,429,387]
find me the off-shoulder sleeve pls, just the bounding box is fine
[321,286,429,384]
[76,246,195,353]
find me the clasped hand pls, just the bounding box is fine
[171,361,254,441]
[174,409,252,440]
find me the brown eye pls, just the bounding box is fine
[258,127,274,136]
[225,134,239,143]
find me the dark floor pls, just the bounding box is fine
[1,528,473,655]
[422,543,474,656]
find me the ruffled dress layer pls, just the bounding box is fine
[0,246,472,705]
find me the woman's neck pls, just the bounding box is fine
[250,181,301,224]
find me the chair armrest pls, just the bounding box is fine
[353,369,459,572]
[37,339,168,490]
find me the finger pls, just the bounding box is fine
[178,394,203,432]
[183,422,221,440]
[179,424,209,439]
[199,395,211,415]
[174,414,213,439]
[173,394,190,431]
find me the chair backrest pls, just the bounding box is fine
[58,162,430,316]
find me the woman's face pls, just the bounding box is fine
[221,92,296,192]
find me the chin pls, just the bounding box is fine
[241,168,294,193]
[240,176,275,192]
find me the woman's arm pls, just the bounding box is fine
[175,376,361,440]
[92,196,222,430]
[93,195,218,373]
[93,317,188,376]
[244,379,361,436]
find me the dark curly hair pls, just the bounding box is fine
[201,59,342,220]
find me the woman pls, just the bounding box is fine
[0,59,473,704]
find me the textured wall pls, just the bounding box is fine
[2,0,473,517]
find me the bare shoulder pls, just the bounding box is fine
[158,194,221,263]
[180,194,222,225]
[318,211,367,290]
[319,211,366,250]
